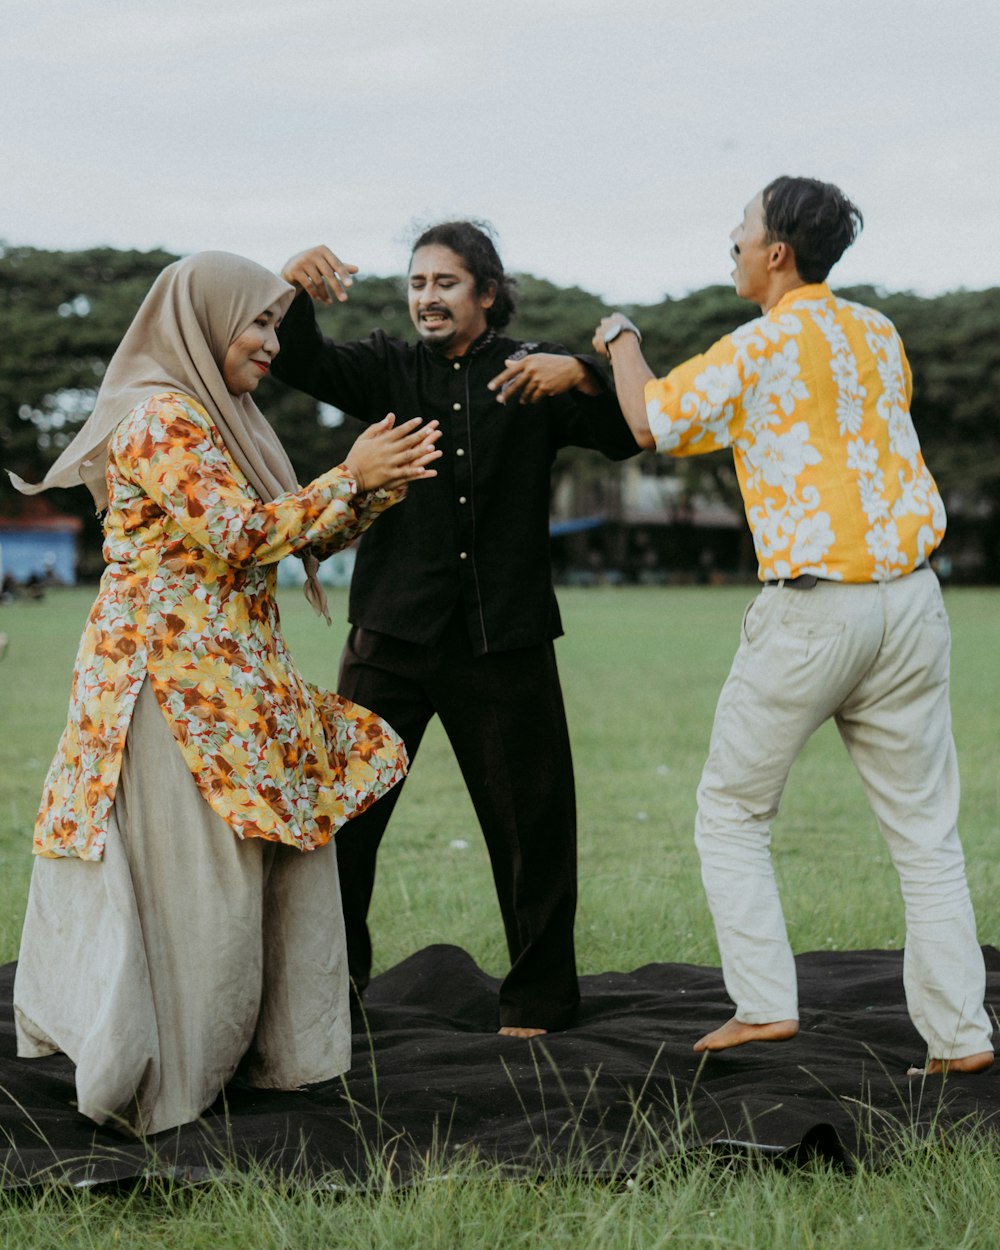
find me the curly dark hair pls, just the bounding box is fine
[762,177,864,283]
[410,220,517,330]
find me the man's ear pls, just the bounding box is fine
[768,241,793,272]
[480,280,497,311]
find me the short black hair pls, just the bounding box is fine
[761,177,864,283]
[410,220,517,330]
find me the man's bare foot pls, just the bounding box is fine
[693,1016,799,1053]
[907,1051,994,1076]
[498,1026,548,1039]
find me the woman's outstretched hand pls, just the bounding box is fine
[345,415,442,493]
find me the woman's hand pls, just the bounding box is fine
[345,415,442,493]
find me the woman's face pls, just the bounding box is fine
[222,304,283,395]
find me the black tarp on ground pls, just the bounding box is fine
[1,945,998,1187]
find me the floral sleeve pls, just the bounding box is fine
[111,396,399,567]
[643,334,748,458]
[307,485,407,562]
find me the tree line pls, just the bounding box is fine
[2,244,998,579]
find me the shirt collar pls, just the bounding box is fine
[421,326,497,366]
[773,282,833,311]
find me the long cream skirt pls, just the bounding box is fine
[14,680,351,1136]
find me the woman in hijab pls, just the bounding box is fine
[10,251,440,1135]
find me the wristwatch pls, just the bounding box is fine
[603,317,642,347]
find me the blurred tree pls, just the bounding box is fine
[0,243,179,565]
[3,242,997,579]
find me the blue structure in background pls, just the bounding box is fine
[0,508,81,586]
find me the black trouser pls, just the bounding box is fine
[335,612,580,1030]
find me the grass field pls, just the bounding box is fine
[1,584,999,1246]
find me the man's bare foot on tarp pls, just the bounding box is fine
[907,1051,994,1076]
[498,1026,548,1039]
[693,1016,799,1053]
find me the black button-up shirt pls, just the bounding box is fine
[273,293,640,655]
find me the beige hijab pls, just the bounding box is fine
[11,251,330,620]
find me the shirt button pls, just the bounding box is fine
[453,362,461,370]
[458,495,467,504]
[459,551,468,559]
[456,447,465,456]
[452,402,461,411]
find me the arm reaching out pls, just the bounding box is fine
[117,398,401,567]
[593,315,656,449]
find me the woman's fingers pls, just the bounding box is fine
[381,418,441,454]
[347,415,443,491]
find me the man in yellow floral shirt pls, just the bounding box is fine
[594,176,993,1074]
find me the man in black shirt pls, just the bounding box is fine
[272,222,639,1036]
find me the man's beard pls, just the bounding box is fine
[416,312,456,352]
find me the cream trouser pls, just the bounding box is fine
[695,567,993,1060]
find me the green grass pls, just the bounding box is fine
[1,585,999,1244]
[2,1135,1000,1249]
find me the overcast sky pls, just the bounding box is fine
[4,0,999,305]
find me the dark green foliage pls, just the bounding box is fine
[0,243,179,562]
[2,242,998,578]
[0,244,178,479]
[507,276,612,353]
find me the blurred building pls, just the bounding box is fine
[0,497,82,586]
[549,459,750,585]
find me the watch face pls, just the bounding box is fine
[604,323,622,345]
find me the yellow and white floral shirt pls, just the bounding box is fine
[645,283,945,582]
[35,392,407,860]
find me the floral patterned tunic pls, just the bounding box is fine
[35,391,407,860]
